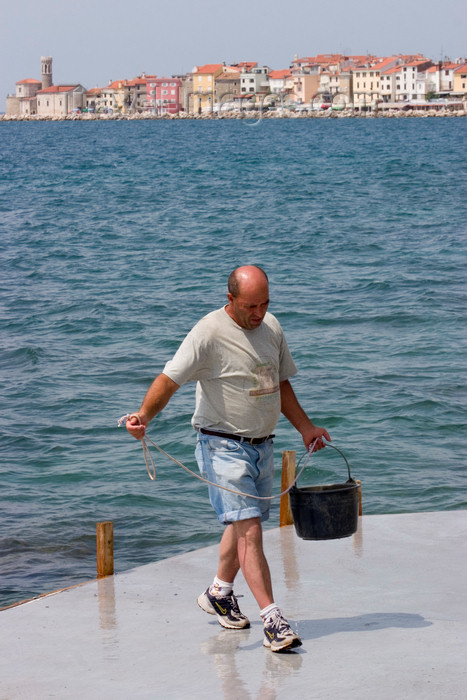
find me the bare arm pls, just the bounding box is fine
[126,373,180,439]
[280,379,331,450]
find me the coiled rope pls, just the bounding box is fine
[118,413,319,501]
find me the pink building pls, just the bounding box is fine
[145,75,158,112]
[153,77,182,114]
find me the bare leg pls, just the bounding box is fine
[217,524,241,583]
[228,517,274,610]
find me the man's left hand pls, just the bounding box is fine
[303,426,331,452]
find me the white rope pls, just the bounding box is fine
[118,414,318,501]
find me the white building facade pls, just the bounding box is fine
[36,85,87,116]
[240,67,270,95]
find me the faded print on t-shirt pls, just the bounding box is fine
[249,360,279,398]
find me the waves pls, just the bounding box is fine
[1,117,466,606]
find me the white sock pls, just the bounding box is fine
[209,576,233,597]
[260,603,280,621]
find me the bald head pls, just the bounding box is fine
[226,266,270,330]
[228,266,269,298]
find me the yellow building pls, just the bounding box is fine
[192,64,225,113]
[352,57,400,108]
[101,81,128,113]
[453,63,467,95]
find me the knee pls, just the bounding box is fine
[234,517,263,544]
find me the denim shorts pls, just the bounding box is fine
[195,433,275,525]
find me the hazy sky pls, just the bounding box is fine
[1,0,466,111]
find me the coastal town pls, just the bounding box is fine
[4,53,467,119]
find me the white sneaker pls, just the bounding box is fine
[263,610,302,652]
[197,589,250,629]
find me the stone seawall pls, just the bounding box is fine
[1,107,466,122]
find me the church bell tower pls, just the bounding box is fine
[41,56,53,89]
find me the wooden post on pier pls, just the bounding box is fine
[96,521,114,577]
[280,450,296,527]
[356,480,362,516]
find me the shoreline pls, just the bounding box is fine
[1,106,466,122]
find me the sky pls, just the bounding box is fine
[1,0,466,111]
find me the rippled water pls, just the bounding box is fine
[1,118,466,607]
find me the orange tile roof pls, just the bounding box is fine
[216,72,241,80]
[106,80,126,89]
[348,55,371,63]
[36,85,81,94]
[381,66,402,75]
[315,54,345,63]
[454,63,467,72]
[426,62,460,73]
[294,54,378,67]
[235,61,257,70]
[269,70,291,79]
[374,57,400,70]
[398,53,426,61]
[195,64,224,74]
[17,78,42,85]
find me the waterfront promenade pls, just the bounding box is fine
[1,510,466,699]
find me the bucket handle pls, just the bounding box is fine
[297,443,353,482]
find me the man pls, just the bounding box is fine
[126,265,330,652]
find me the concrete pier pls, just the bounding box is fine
[1,510,466,699]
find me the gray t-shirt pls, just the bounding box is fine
[163,306,297,436]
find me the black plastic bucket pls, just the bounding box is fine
[289,445,359,540]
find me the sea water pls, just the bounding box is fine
[1,117,466,607]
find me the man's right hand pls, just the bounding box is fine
[126,413,147,440]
